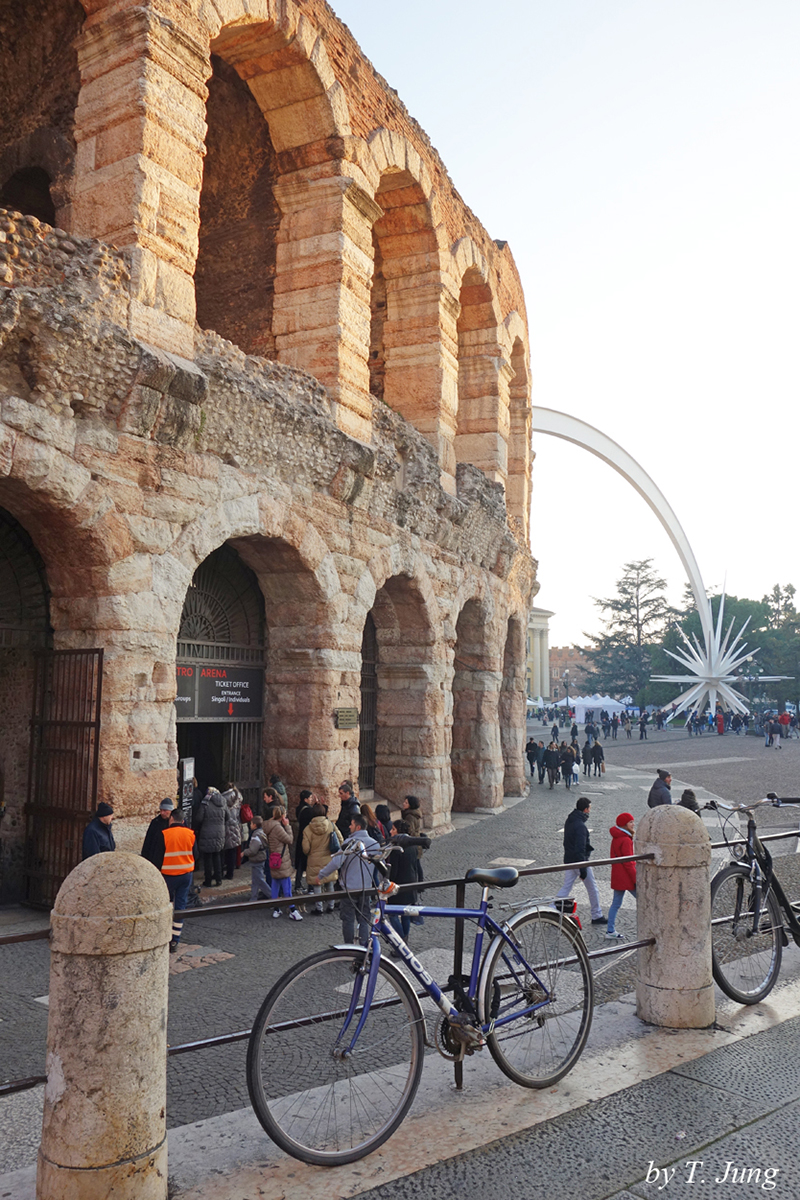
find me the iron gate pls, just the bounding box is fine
[24,649,103,908]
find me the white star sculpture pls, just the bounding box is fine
[650,592,762,716]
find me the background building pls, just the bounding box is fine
[549,647,592,701]
[526,607,553,699]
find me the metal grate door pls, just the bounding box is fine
[24,649,103,908]
[358,614,377,790]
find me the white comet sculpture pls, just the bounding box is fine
[532,408,773,715]
[650,593,755,716]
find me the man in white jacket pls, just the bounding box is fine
[320,813,380,945]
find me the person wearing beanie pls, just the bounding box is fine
[82,802,116,860]
[606,813,637,940]
[647,769,672,808]
[678,789,701,814]
[140,798,175,869]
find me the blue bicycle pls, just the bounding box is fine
[247,836,593,1165]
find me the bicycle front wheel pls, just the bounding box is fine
[711,864,783,1004]
[247,947,424,1166]
[480,909,593,1088]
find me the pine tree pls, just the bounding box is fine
[584,559,676,701]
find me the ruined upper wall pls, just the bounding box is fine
[1,0,532,537]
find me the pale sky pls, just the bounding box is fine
[332,0,800,645]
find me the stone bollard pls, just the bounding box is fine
[635,805,715,1028]
[37,852,172,1200]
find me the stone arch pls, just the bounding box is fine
[361,571,447,826]
[367,130,457,480]
[168,498,345,805]
[499,613,527,797]
[194,3,353,364]
[451,592,504,812]
[452,239,508,488]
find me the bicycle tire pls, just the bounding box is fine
[710,864,783,1004]
[246,947,425,1166]
[479,908,593,1088]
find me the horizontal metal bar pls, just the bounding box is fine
[0,1074,47,1097]
[0,927,50,947]
[586,937,655,960]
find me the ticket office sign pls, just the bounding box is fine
[175,664,264,720]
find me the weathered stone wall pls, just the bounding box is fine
[0,212,536,868]
[1,0,532,535]
[0,0,539,901]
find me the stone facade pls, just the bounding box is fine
[0,0,537,902]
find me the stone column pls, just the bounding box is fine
[37,853,172,1200]
[272,174,381,443]
[635,805,714,1028]
[72,3,210,357]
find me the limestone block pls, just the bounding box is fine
[38,853,171,1200]
[635,805,714,1029]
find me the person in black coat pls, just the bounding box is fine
[526,737,537,778]
[544,742,560,789]
[294,790,316,892]
[336,782,361,840]
[591,739,605,776]
[556,797,604,922]
[140,799,174,869]
[535,740,547,784]
[386,819,419,947]
[82,803,116,859]
[647,770,672,807]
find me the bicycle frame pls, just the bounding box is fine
[336,886,563,1055]
[736,816,800,947]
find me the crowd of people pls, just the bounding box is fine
[81,778,426,953]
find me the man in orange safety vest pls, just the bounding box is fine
[161,808,196,952]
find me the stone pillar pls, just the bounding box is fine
[72,3,210,357]
[635,805,714,1028]
[37,853,172,1200]
[272,174,381,443]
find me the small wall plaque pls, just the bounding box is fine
[335,707,359,729]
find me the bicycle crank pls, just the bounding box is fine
[433,1013,486,1061]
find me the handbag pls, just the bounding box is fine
[269,851,283,870]
[240,803,253,824]
[329,828,341,854]
[601,761,606,773]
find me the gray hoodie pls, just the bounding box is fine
[320,829,379,890]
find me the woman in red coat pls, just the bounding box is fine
[606,813,637,940]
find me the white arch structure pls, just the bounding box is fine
[532,408,754,714]
[532,407,711,644]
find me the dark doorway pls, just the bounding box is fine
[176,545,266,815]
[1,166,55,225]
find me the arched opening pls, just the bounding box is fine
[195,54,280,358]
[175,544,266,813]
[451,599,503,812]
[0,166,55,225]
[1,0,83,230]
[506,337,531,534]
[0,508,51,902]
[455,268,507,483]
[364,575,442,820]
[500,617,527,796]
[371,171,443,436]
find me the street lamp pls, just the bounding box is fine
[563,669,570,722]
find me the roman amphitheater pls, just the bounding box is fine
[0,0,537,904]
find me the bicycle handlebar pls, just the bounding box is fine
[704,796,800,813]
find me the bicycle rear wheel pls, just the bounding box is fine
[711,864,783,1004]
[247,947,424,1166]
[480,909,593,1088]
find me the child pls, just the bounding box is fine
[606,812,636,940]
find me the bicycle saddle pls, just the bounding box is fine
[465,866,519,888]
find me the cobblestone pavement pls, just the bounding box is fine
[1,722,799,1167]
